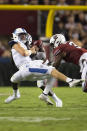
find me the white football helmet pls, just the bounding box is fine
[50,34,66,48]
[12,28,32,44]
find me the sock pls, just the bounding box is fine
[66,77,72,83]
[11,82,19,97]
[12,82,18,90]
[48,92,53,96]
[43,85,51,95]
[40,86,45,91]
[42,78,54,95]
[40,86,53,96]
[52,93,60,102]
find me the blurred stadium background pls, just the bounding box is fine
[0,0,87,86]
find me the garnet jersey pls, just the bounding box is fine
[53,41,87,65]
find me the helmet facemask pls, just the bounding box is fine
[27,34,32,46]
[18,33,28,43]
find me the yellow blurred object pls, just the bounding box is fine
[0,5,87,11]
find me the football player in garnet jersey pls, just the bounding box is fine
[50,34,87,92]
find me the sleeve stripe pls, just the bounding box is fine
[54,50,60,56]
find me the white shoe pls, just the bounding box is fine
[39,93,54,105]
[69,79,82,87]
[5,90,20,103]
[56,100,63,107]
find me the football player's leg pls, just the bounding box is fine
[38,78,54,105]
[37,80,59,105]
[51,68,82,87]
[5,70,25,103]
[81,64,87,92]
[5,67,21,103]
[10,70,23,83]
[45,78,63,107]
[37,80,54,96]
[49,89,63,107]
[42,77,55,95]
[29,60,81,86]
[38,78,63,107]
[5,83,20,103]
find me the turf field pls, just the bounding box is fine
[0,87,87,131]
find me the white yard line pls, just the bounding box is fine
[81,130,87,131]
[0,93,10,96]
[0,113,8,114]
[0,117,71,122]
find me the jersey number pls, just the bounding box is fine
[69,42,81,49]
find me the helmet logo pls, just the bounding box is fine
[53,35,58,41]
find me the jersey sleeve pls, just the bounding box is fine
[8,40,18,48]
[53,47,61,56]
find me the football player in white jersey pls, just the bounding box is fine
[5,28,82,106]
[5,29,62,107]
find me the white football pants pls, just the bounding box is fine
[10,60,54,83]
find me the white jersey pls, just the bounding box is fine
[9,40,32,69]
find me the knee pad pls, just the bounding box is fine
[10,75,18,83]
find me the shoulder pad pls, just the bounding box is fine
[8,40,18,48]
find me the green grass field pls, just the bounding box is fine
[0,87,87,131]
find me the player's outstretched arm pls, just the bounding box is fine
[53,52,66,69]
[13,43,36,56]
